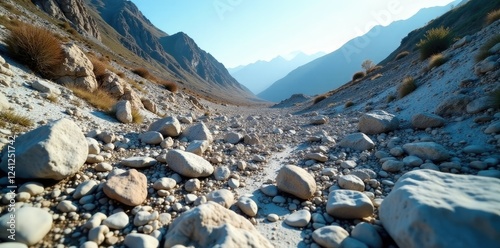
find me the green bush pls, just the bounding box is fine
[416,27,453,60]
[352,71,366,81]
[5,22,64,78]
[397,76,417,99]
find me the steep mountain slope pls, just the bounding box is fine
[229,52,325,94]
[258,2,458,102]
[83,0,255,102]
[381,0,500,63]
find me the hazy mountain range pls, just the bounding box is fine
[228,52,325,94]
[258,0,461,102]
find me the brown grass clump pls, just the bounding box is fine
[397,76,417,99]
[395,51,410,61]
[5,22,64,78]
[386,94,396,103]
[367,65,383,74]
[417,26,453,60]
[131,108,143,124]
[486,9,500,25]
[352,71,366,81]
[132,67,154,80]
[67,85,117,111]
[88,56,108,80]
[158,80,178,93]
[313,95,327,104]
[345,101,354,108]
[428,53,448,70]
[0,111,33,127]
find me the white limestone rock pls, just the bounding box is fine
[379,169,500,248]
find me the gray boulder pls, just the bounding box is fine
[339,133,375,151]
[148,116,181,137]
[166,149,214,177]
[115,100,132,124]
[276,165,317,200]
[380,169,500,248]
[411,113,445,129]
[435,95,472,116]
[182,122,212,142]
[402,142,450,162]
[358,110,399,134]
[0,119,87,180]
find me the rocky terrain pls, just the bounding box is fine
[0,1,499,248]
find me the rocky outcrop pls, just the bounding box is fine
[0,119,87,180]
[33,0,101,40]
[53,43,98,91]
[380,169,500,248]
[164,202,273,248]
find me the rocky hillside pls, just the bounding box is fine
[258,1,458,102]
[31,0,256,103]
[0,1,499,248]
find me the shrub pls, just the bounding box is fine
[395,51,410,61]
[397,76,417,99]
[475,35,500,62]
[67,85,117,111]
[5,22,64,78]
[0,111,33,127]
[159,80,178,93]
[352,71,366,81]
[362,60,375,73]
[416,26,453,60]
[313,95,327,104]
[486,9,500,25]
[428,53,448,70]
[345,101,354,108]
[132,67,153,80]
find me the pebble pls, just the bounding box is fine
[73,180,99,199]
[382,160,404,172]
[185,179,201,192]
[351,222,383,248]
[57,200,78,212]
[123,233,159,248]
[153,177,177,190]
[326,190,374,219]
[267,214,280,222]
[338,175,365,191]
[19,182,44,195]
[237,196,258,217]
[120,157,157,168]
[312,225,349,248]
[284,210,311,228]
[103,212,129,229]
[260,184,279,197]
[340,160,357,169]
[206,189,234,208]
[95,162,113,172]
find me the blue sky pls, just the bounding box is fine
[130,0,456,68]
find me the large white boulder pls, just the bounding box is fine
[166,149,214,178]
[163,202,273,248]
[148,116,181,137]
[276,165,317,200]
[379,169,500,248]
[0,119,87,180]
[358,110,399,134]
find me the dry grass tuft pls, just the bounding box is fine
[428,53,448,70]
[345,101,354,108]
[67,85,117,111]
[46,94,58,103]
[88,56,108,80]
[352,71,366,81]
[158,80,178,93]
[370,73,383,81]
[5,22,64,78]
[0,111,33,127]
[417,26,453,60]
[313,95,327,104]
[132,67,154,80]
[397,76,417,99]
[395,51,410,61]
[131,108,143,124]
[486,9,500,25]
